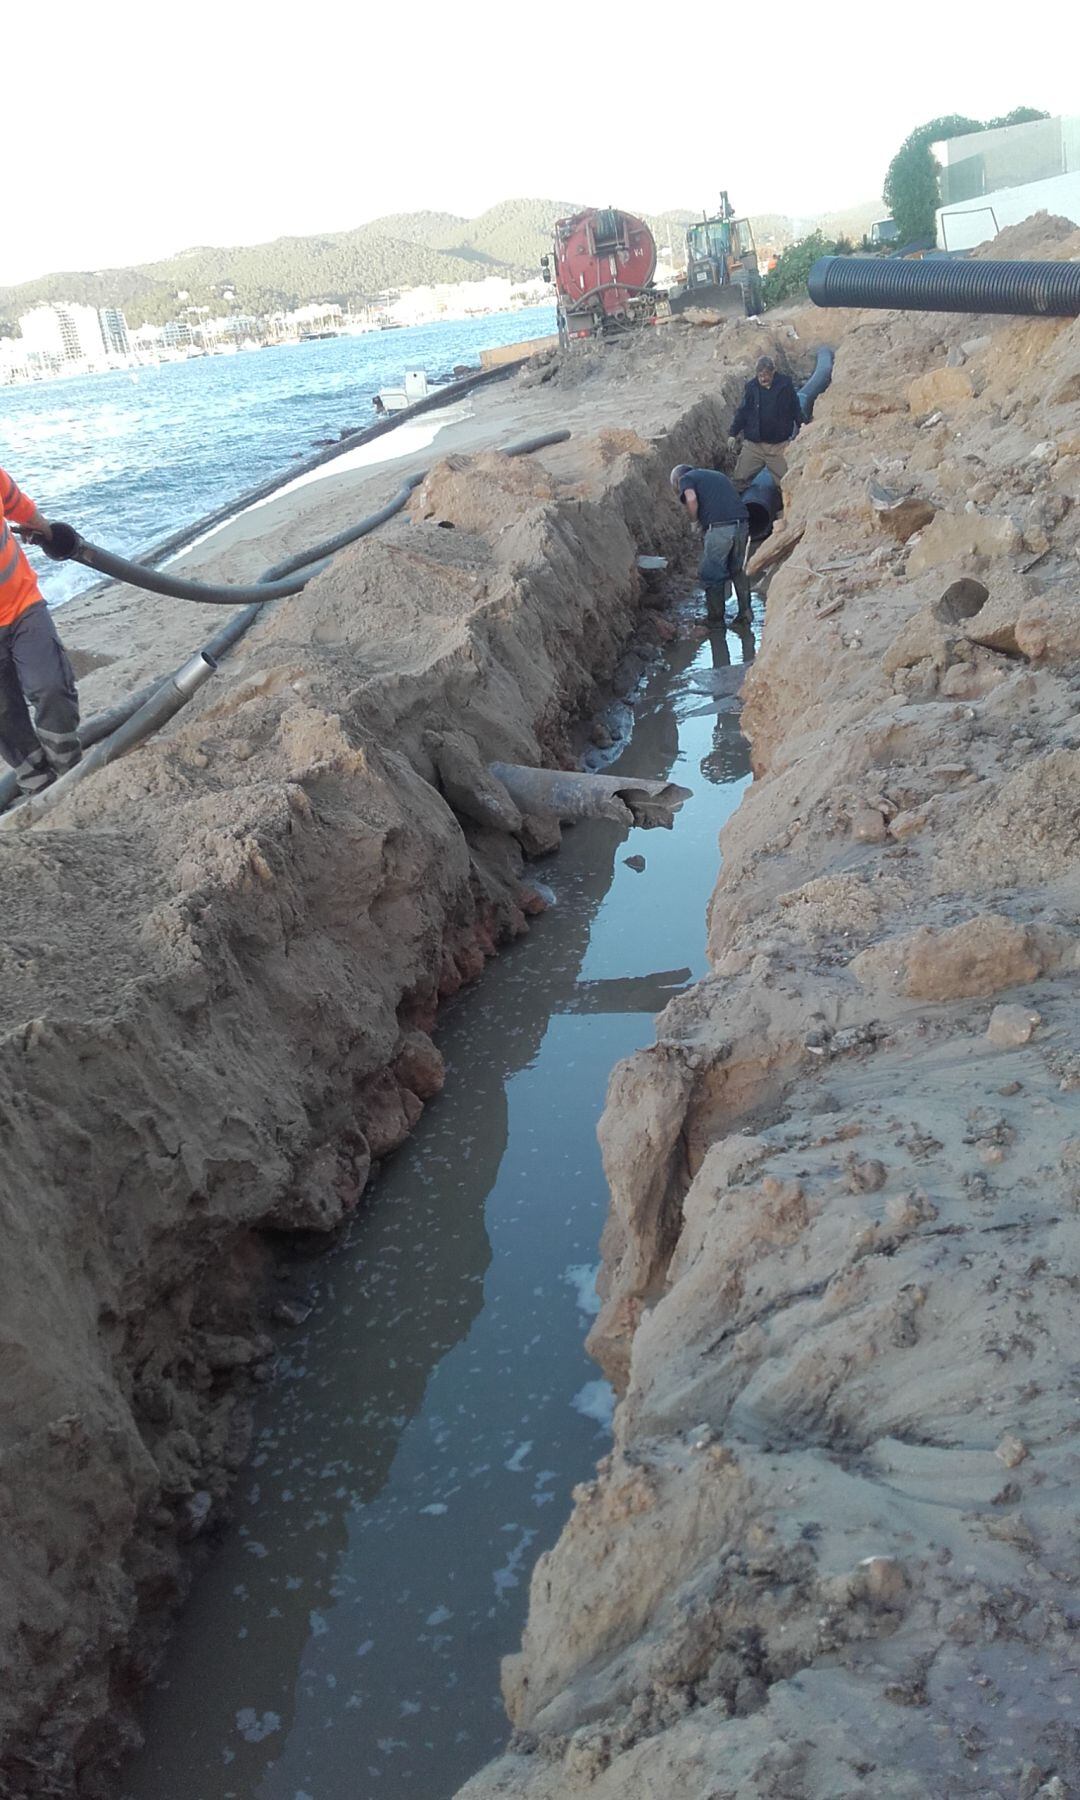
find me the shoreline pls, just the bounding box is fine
[54,360,529,613]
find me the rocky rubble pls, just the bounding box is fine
[460,217,1080,1798]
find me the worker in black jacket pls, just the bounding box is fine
[730,356,800,484]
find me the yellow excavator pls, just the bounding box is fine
[668,192,763,317]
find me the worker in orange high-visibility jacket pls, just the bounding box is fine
[0,467,81,795]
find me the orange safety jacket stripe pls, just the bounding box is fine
[0,465,45,628]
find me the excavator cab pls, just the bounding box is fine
[685,217,732,287]
[671,196,763,317]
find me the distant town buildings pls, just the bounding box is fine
[0,275,553,386]
[382,275,548,327]
[8,301,134,377]
[98,307,132,356]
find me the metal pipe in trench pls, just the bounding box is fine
[0,652,218,831]
[490,762,691,828]
[808,254,1080,317]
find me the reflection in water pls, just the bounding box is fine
[558,968,693,1013]
[121,621,753,1800]
[701,611,757,787]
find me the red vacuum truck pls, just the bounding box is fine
[540,207,658,345]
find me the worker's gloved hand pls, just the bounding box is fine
[20,520,81,561]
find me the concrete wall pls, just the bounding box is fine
[937,169,1080,252]
[937,117,1070,206]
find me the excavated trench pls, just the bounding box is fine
[116,608,755,1800]
[3,374,768,1799]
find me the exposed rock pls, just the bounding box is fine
[271,1297,314,1327]
[908,365,975,413]
[852,914,1042,1000]
[1015,592,1080,664]
[393,1028,446,1100]
[519,810,562,858]
[873,494,937,543]
[907,511,1023,573]
[987,1003,1041,1047]
[940,647,1011,700]
[850,805,887,842]
[587,1051,696,1387]
[426,728,524,834]
[961,569,1036,654]
[995,1433,1028,1468]
[888,808,927,839]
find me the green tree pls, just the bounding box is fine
[762,232,853,308]
[883,108,1049,244]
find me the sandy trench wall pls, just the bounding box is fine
[0,395,740,1796]
[459,219,1080,1800]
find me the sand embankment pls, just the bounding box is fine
[0,316,817,1793]
[459,218,1080,1799]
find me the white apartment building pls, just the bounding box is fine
[98,307,131,356]
[16,302,133,365]
[18,302,106,362]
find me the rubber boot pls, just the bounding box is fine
[14,746,56,797]
[703,584,728,625]
[732,564,753,628]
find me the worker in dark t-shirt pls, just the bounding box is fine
[670,464,752,625]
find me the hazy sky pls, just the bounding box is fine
[6,1,1077,286]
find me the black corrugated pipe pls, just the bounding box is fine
[808,255,1080,317]
[742,469,784,543]
[798,346,834,422]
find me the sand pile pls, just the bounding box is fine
[460,219,1080,1799]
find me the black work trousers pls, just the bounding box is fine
[0,602,81,793]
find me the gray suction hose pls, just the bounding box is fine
[500,431,571,457]
[260,475,425,582]
[797,346,834,422]
[808,254,1080,317]
[61,431,572,603]
[0,429,573,817]
[72,539,326,604]
[0,652,217,830]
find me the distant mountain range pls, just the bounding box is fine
[0,197,882,332]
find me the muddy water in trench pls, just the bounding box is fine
[120,612,754,1800]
